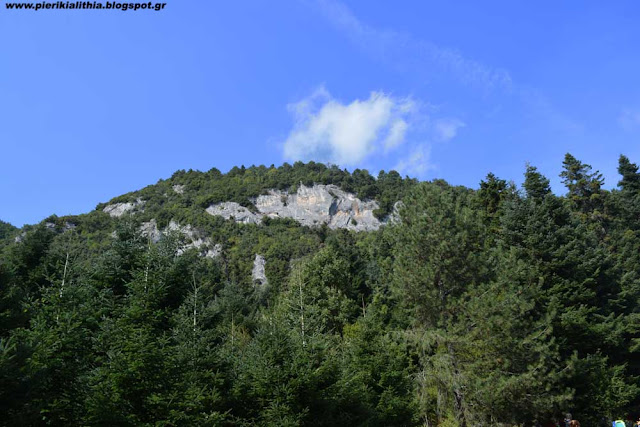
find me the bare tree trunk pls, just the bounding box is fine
[144,240,151,295]
[297,268,306,347]
[453,386,467,427]
[448,342,468,427]
[59,251,69,298]
[192,272,198,332]
[56,251,70,324]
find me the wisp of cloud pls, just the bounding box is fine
[283,87,416,166]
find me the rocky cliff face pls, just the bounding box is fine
[139,219,221,259]
[206,184,382,231]
[103,198,145,218]
[205,202,262,224]
[252,254,267,287]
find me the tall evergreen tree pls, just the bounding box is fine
[560,153,605,215]
[523,164,552,201]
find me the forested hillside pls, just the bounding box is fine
[0,157,639,426]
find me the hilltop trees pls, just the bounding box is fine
[0,157,639,425]
[560,153,605,215]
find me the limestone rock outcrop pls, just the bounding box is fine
[252,254,267,286]
[206,184,382,231]
[388,201,404,225]
[205,202,262,224]
[139,219,221,259]
[103,198,145,218]
[140,219,163,243]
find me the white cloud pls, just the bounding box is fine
[281,86,465,177]
[394,145,434,177]
[434,118,465,142]
[314,0,513,92]
[283,88,416,166]
[310,0,584,136]
[384,119,408,151]
[619,109,640,130]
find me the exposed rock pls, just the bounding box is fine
[205,202,261,224]
[386,201,404,225]
[165,220,191,236]
[140,219,162,243]
[14,221,79,244]
[139,219,221,259]
[167,221,218,257]
[103,198,145,218]
[172,184,185,194]
[252,254,267,286]
[203,243,222,259]
[206,184,382,231]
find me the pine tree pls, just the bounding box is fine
[523,164,552,201]
[167,266,229,424]
[617,155,640,228]
[560,153,605,215]
[392,182,487,425]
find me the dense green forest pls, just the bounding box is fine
[0,157,639,426]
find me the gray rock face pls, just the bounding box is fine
[139,219,221,259]
[252,254,267,286]
[205,202,262,224]
[387,201,404,225]
[206,184,382,231]
[14,221,78,244]
[139,219,163,243]
[203,244,222,259]
[167,221,221,259]
[103,198,145,218]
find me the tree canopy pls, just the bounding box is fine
[0,157,638,426]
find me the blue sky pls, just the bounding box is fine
[1,0,640,226]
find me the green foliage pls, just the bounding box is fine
[1,159,639,426]
[0,220,17,245]
[523,163,552,200]
[561,153,606,216]
[101,162,416,224]
[478,172,509,216]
